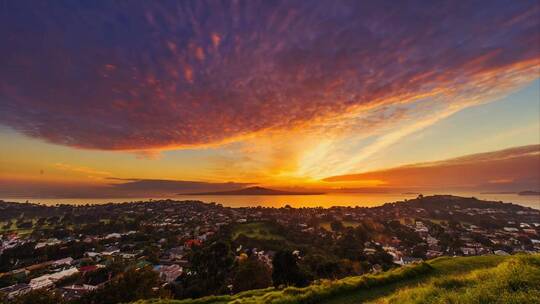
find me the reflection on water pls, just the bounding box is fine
[2,192,539,209]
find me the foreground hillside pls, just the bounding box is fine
[134,254,540,304]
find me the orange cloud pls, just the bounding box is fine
[324,145,540,192]
[0,1,538,153]
[54,163,111,178]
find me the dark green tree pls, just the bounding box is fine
[232,256,272,292]
[176,241,235,298]
[303,253,343,279]
[330,220,344,232]
[336,228,364,260]
[272,250,309,287]
[78,267,165,304]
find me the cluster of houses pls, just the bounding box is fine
[0,257,93,300]
[248,200,540,265]
[0,201,236,301]
[1,197,539,301]
[0,251,186,301]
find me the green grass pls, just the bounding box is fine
[0,219,34,235]
[323,255,509,304]
[369,254,540,304]
[132,254,540,304]
[232,222,284,241]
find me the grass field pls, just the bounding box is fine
[365,254,540,304]
[232,222,284,241]
[0,219,35,235]
[323,255,510,304]
[132,254,540,304]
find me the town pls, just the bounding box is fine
[1,195,539,303]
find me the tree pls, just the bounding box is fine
[78,267,165,304]
[330,220,344,232]
[272,250,308,287]
[303,253,343,279]
[232,257,272,292]
[336,228,364,261]
[411,244,428,259]
[143,245,160,264]
[176,241,235,298]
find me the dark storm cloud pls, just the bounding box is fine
[0,0,539,150]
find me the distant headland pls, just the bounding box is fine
[518,191,540,196]
[181,186,325,196]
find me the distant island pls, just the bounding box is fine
[480,191,516,194]
[181,186,324,196]
[480,191,540,196]
[518,191,540,196]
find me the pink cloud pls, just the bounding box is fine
[0,1,538,151]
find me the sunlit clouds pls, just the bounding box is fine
[0,1,539,194]
[324,145,540,192]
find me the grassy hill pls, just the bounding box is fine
[134,254,540,304]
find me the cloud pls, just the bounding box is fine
[323,145,540,192]
[54,163,111,178]
[0,1,538,151]
[134,150,162,160]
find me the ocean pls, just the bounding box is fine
[2,192,539,209]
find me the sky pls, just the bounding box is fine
[0,0,539,198]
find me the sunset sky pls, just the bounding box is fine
[0,1,539,198]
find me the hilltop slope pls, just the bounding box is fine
[133,254,540,304]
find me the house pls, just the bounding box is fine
[29,276,54,290]
[397,257,423,265]
[105,233,122,239]
[414,222,428,233]
[34,238,62,249]
[49,267,79,282]
[83,236,97,243]
[363,248,376,255]
[120,252,137,259]
[371,264,383,273]
[426,236,438,246]
[460,247,476,255]
[523,229,537,235]
[0,283,30,299]
[53,257,74,267]
[58,284,98,301]
[29,267,80,291]
[101,246,120,256]
[154,264,183,283]
[503,227,519,232]
[426,250,443,258]
[78,265,99,273]
[85,252,101,259]
[167,246,185,260]
[184,239,202,248]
